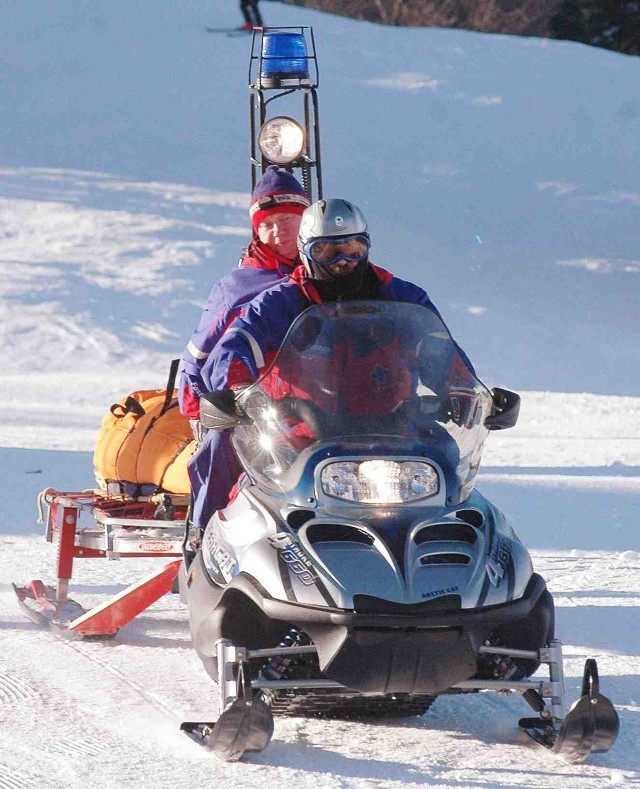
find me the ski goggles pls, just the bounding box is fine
[303,234,370,267]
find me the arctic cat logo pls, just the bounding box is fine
[421,585,459,600]
[203,529,237,583]
[486,533,511,587]
[270,534,319,586]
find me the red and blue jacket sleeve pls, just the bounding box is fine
[178,267,287,416]
[201,281,310,392]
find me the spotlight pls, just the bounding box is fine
[258,116,305,165]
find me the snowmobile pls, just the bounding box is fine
[179,299,619,763]
[13,26,618,764]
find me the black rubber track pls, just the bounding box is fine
[267,689,437,719]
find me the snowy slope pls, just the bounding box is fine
[0,0,639,786]
[1,0,639,392]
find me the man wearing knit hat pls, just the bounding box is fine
[247,164,311,264]
[179,165,310,543]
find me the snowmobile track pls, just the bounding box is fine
[268,689,437,719]
[47,737,104,758]
[0,672,38,705]
[0,768,33,789]
[61,638,180,721]
[24,616,182,724]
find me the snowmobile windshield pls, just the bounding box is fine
[233,300,493,499]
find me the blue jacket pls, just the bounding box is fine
[178,239,299,417]
[201,264,465,392]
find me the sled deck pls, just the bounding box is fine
[13,487,188,637]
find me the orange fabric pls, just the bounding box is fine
[93,389,196,494]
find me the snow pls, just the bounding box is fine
[0,0,638,786]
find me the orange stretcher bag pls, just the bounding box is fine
[93,360,196,496]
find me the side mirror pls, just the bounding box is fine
[200,390,250,431]
[485,387,520,431]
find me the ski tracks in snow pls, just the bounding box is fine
[60,636,181,722]
[0,670,41,789]
[0,766,35,789]
[0,582,201,788]
[0,671,38,706]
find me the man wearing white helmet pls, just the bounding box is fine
[194,198,476,523]
[295,198,377,299]
[201,198,473,394]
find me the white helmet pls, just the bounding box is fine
[297,198,369,275]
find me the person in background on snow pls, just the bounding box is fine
[239,0,263,30]
[198,198,475,513]
[179,166,310,539]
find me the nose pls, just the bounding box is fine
[330,260,358,274]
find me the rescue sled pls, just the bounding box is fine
[13,487,188,638]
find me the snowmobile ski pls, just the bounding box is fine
[520,659,619,762]
[181,693,274,761]
[181,653,274,760]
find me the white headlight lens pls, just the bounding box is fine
[321,460,439,504]
[258,117,305,165]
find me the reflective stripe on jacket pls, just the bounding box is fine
[178,238,299,417]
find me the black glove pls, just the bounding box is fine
[199,389,250,431]
[395,395,452,426]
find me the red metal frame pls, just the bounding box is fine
[17,488,188,637]
[65,559,182,636]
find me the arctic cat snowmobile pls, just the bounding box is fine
[180,300,619,762]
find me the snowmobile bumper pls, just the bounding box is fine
[189,560,550,695]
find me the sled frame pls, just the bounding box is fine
[15,488,188,636]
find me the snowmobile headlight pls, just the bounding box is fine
[258,116,305,165]
[320,460,439,504]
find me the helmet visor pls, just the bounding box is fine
[304,234,370,267]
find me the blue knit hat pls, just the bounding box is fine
[249,166,310,230]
